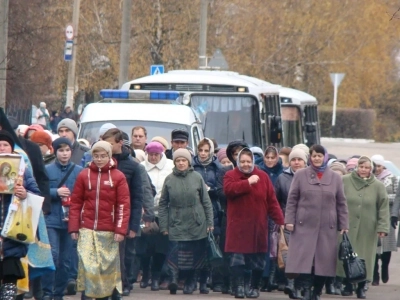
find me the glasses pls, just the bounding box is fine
[93,154,108,160]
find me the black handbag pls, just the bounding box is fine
[207,231,223,267]
[339,233,367,283]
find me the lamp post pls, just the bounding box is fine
[329,73,345,137]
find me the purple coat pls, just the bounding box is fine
[284,167,349,276]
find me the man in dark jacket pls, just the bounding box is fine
[165,129,189,160]
[60,105,77,121]
[57,118,89,165]
[102,128,144,299]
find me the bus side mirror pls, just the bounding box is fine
[270,116,282,144]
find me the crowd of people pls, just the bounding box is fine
[0,107,397,300]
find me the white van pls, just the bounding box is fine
[78,90,204,151]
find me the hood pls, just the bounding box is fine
[226,140,249,166]
[112,146,130,161]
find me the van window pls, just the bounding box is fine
[79,120,191,147]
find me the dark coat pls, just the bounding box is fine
[113,149,144,233]
[60,110,77,122]
[285,167,349,276]
[45,161,83,229]
[274,168,295,213]
[255,156,284,186]
[2,169,41,259]
[224,167,284,253]
[19,137,51,214]
[71,141,89,166]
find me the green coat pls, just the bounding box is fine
[158,167,214,241]
[337,172,390,281]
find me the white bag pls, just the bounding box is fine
[1,193,44,244]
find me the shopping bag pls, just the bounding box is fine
[277,227,288,269]
[339,233,367,283]
[2,193,44,244]
[338,232,352,260]
[207,231,223,267]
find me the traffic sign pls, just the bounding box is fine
[65,25,74,40]
[64,40,73,61]
[150,65,164,75]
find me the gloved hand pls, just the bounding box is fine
[391,216,398,229]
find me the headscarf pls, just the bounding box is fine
[226,140,248,167]
[355,156,373,179]
[309,146,329,173]
[197,138,215,167]
[236,147,254,174]
[258,146,283,185]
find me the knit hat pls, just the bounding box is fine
[292,143,310,158]
[330,161,347,175]
[145,142,164,154]
[31,131,53,151]
[346,157,359,172]
[134,149,146,162]
[39,102,46,108]
[26,124,44,135]
[173,148,192,165]
[91,141,113,158]
[77,138,90,148]
[99,123,117,137]
[57,118,78,137]
[327,158,337,166]
[371,154,385,166]
[151,136,169,150]
[52,137,72,152]
[217,148,228,163]
[289,148,307,163]
[0,130,15,151]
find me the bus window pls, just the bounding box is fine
[190,95,260,148]
[281,106,302,147]
[304,105,319,147]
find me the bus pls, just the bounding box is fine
[121,70,283,149]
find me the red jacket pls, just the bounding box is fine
[224,167,284,253]
[68,159,131,235]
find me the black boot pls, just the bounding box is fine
[341,280,354,296]
[267,260,278,292]
[356,281,366,299]
[140,269,150,289]
[247,270,262,298]
[260,277,268,292]
[292,277,303,299]
[111,288,122,300]
[151,272,160,291]
[243,270,251,297]
[199,269,209,294]
[230,276,235,296]
[372,254,380,285]
[183,270,195,295]
[311,276,325,300]
[231,266,245,299]
[325,277,335,294]
[301,274,313,300]
[167,265,179,294]
[381,252,391,283]
[0,283,17,300]
[221,276,231,294]
[284,279,297,299]
[334,277,342,295]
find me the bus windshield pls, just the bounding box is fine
[190,95,260,147]
[281,106,302,147]
[79,120,190,147]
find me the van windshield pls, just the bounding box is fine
[79,121,191,147]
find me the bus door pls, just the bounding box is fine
[303,105,320,147]
[261,93,282,148]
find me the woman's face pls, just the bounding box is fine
[2,166,10,175]
[239,153,253,173]
[0,141,12,154]
[220,157,232,167]
[198,144,210,162]
[290,158,306,172]
[357,162,372,178]
[310,151,324,167]
[148,152,162,165]
[92,150,110,168]
[175,157,189,171]
[264,152,278,168]
[374,164,384,176]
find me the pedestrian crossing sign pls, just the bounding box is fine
[150,65,164,75]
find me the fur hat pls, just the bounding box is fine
[52,137,72,152]
[31,131,53,151]
[217,148,228,163]
[330,161,347,175]
[57,118,78,137]
[289,148,307,163]
[145,142,164,154]
[0,130,15,151]
[173,148,192,165]
[151,136,169,150]
[91,141,112,158]
[99,123,117,137]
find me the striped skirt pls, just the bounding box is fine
[167,238,207,271]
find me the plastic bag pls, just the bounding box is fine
[278,227,288,269]
[2,193,44,244]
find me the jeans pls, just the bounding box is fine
[41,228,74,297]
[68,240,79,280]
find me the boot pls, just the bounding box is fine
[247,270,262,298]
[111,288,122,300]
[260,277,268,292]
[199,269,209,294]
[341,280,353,296]
[1,283,17,300]
[356,281,366,299]
[243,270,251,297]
[381,252,391,283]
[234,276,245,299]
[230,276,235,296]
[183,270,195,295]
[284,279,297,299]
[325,277,335,294]
[301,274,313,300]
[140,269,150,289]
[372,254,380,286]
[167,265,179,294]
[311,276,325,300]
[334,277,342,295]
[267,260,278,292]
[221,276,231,294]
[292,277,303,299]
[150,272,160,291]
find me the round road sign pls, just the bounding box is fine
[66,25,74,40]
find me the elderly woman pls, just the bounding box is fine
[139,142,174,291]
[0,130,41,299]
[273,147,307,299]
[370,154,398,286]
[285,145,349,300]
[68,141,131,300]
[338,156,390,298]
[158,148,214,295]
[224,148,284,299]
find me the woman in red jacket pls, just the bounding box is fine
[68,141,131,300]
[224,148,284,299]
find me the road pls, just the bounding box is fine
[66,140,400,300]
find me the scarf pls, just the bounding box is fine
[376,169,392,181]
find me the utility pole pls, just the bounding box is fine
[0,0,9,109]
[66,0,80,109]
[198,0,208,69]
[118,0,132,88]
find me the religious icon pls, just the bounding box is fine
[0,154,22,194]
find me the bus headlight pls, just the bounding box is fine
[133,85,141,90]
